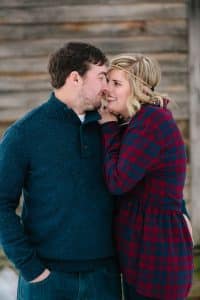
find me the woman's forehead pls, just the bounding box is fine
[107,68,127,79]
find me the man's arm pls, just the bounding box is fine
[0,125,45,281]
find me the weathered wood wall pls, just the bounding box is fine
[189,0,200,243]
[0,0,190,202]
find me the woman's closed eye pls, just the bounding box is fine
[112,80,122,86]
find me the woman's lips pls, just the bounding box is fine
[107,97,117,102]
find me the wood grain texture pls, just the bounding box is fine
[0,0,186,8]
[0,36,188,58]
[0,53,188,74]
[0,20,187,42]
[0,4,186,24]
[188,0,200,244]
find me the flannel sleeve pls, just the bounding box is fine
[101,121,161,195]
[0,126,45,281]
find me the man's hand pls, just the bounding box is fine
[30,269,51,283]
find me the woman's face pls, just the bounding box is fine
[106,69,131,118]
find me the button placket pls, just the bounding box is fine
[79,125,90,157]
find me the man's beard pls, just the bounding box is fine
[84,97,101,111]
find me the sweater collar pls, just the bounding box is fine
[47,92,101,124]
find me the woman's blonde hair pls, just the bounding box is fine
[109,54,165,117]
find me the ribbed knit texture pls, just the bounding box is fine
[0,93,115,281]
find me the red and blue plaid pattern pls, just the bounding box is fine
[101,105,193,300]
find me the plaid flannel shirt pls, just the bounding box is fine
[101,104,193,300]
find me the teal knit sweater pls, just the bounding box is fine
[0,93,115,281]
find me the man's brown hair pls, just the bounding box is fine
[48,42,108,89]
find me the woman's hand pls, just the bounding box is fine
[98,105,117,124]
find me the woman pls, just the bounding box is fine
[99,54,193,300]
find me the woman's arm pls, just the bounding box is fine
[101,121,161,195]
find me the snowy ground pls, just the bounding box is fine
[0,268,18,300]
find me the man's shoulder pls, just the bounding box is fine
[12,100,49,129]
[18,101,48,125]
[2,100,49,140]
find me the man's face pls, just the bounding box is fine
[80,64,108,111]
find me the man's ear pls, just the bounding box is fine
[67,71,82,85]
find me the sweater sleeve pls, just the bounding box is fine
[0,125,45,281]
[101,121,161,195]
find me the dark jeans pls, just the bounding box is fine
[17,262,122,300]
[123,281,156,300]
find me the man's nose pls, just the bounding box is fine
[103,83,113,96]
[102,83,110,95]
[102,79,108,90]
[101,89,108,100]
[101,82,108,95]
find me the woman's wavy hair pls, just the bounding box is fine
[109,54,166,117]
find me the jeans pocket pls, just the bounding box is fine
[19,272,57,300]
[91,264,122,300]
[101,263,121,277]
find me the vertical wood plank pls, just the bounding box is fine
[188,0,200,244]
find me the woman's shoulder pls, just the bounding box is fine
[142,103,171,116]
[137,104,173,125]
[128,104,176,139]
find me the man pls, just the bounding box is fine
[0,42,122,300]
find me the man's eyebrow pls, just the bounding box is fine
[98,72,107,76]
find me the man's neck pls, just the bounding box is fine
[54,90,85,115]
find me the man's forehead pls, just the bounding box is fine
[88,63,108,74]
